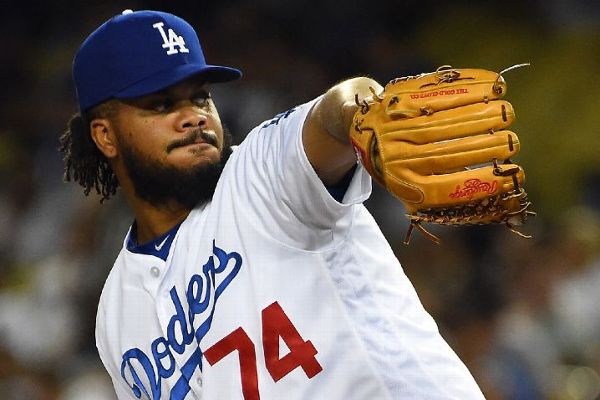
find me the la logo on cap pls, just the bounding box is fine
[152,22,189,55]
[73,9,242,112]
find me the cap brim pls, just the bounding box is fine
[114,63,242,99]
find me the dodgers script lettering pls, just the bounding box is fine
[120,241,242,399]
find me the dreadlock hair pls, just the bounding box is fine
[59,100,119,202]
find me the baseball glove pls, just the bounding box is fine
[350,65,534,244]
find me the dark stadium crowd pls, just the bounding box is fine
[1,1,600,399]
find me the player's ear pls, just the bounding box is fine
[90,119,118,159]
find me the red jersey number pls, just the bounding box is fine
[204,301,323,400]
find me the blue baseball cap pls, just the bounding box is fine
[73,9,242,112]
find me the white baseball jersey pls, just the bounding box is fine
[96,98,485,399]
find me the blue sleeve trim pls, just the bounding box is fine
[325,165,357,203]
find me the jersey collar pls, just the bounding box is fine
[126,222,182,261]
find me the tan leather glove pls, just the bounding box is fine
[350,65,534,243]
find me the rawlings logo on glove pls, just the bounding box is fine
[449,179,498,200]
[350,65,535,244]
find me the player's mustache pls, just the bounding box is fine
[167,129,218,153]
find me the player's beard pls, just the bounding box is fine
[120,127,233,210]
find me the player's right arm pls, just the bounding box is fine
[228,83,376,250]
[302,77,383,186]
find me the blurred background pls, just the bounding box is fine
[1,0,599,399]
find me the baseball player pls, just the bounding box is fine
[61,9,490,399]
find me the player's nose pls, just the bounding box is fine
[176,107,208,131]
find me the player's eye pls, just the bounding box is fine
[148,98,173,113]
[192,92,211,108]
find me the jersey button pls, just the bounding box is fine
[150,266,160,277]
[196,376,202,386]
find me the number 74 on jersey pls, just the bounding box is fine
[204,301,323,399]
